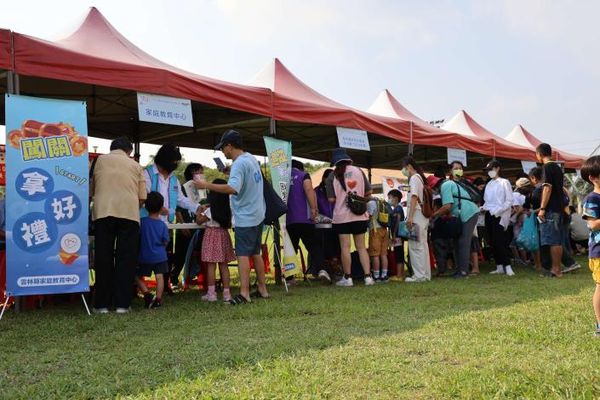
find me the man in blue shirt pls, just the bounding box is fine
[196,130,268,304]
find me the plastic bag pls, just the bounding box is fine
[516,213,539,252]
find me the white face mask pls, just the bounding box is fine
[488,170,497,179]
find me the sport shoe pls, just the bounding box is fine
[143,293,154,309]
[336,277,354,287]
[93,307,109,314]
[389,276,404,282]
[150,299,162,309]
[378,275,389,283]
[115,307,130,314]
[490,266,504,275]
[318,269,332,283]
[201,293,218,302]
[505,265,515,276]
[405,276,425,283]
[364,276,375,286]
[562,263,581,274]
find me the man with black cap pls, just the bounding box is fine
[196,129,269,304]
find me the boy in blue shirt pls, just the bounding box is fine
[581,155,600,336]
[136,191,170,309]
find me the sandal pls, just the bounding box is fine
[250,291,270,299]
[228,294,251,305]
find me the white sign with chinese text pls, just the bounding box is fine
[521,161,537,174]
[337,127,370,151]
[137,92,193,127]
[447,148,467,166]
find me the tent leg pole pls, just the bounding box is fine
[0,296,10,321]
[6,71,13,94]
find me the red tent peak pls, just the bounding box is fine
[250,58,347,108]
[55,7,170,68]
[442,110,495,139]
[367,89,427,124]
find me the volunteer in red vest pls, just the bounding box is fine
[400,156,431,282]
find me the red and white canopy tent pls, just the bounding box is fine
[505,125,583,169]
[367,90,530,172]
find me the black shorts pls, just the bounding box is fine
[137,261,169,277]
[333,220,369,235]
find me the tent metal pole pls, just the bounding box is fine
[408,121,414,155]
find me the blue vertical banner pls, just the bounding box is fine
[5,95,89,296]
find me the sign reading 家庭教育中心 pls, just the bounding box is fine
[137,92,193,127]
[336,127,370,151]
[5,94,89,296]
[447,148,468,167]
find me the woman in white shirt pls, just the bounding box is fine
[482,160,515,276]
[400,156,431,282]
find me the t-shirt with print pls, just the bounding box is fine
[582,191,600,259]
[139,216,169,264]
[227,152,266,227]
[440,180,479,223]
[367,199,381,229]
[541,161,565,213]
[325,165,372,224]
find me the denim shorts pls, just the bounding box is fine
[234,224,263,256]
[539,212,563,246]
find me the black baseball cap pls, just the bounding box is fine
[484,159,501,171]
[214,129,243,150]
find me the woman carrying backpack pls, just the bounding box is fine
[400,156,432,282]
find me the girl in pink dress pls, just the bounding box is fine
[199,179,235,302]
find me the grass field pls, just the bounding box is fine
[0,258,599,399]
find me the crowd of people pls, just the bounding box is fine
[88,130,600,336]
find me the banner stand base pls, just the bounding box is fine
[0,293,92,321]
[0,296,10,321]
[81,294,91,316]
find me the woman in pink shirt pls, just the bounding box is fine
[325,148,374,287]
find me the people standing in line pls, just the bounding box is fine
[482,160,515,276]
[171,163,207,288]
[315,169,341,279]
[286,160,323,281]
[91,137,147,314]
[135,192,170,309]
[142,144,203,294]
[535,143,566,277]
[400,156,431,282]
[433,161,480,278]
[388,189,407,281]
[326,148,374,287]
[525,167,545,272]
[197,178,235,303]
[580,155,600,337]
[570,205,591,255]
[367,196,390,282]
[196,130,269,304]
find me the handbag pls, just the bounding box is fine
[397,221,410,239]
[346,193,368,215]
[516,213,539,252]
[262,173,288,226]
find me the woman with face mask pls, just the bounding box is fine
[482,160,515,276]
[432,161,480,278]
[400,156,431,282]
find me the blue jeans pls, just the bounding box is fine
[539,212,563,247]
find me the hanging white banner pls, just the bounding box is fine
[137,92,193,127]
[336,127,370,151]
[447,148,467,166]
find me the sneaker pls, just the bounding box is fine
[389,276,404,282]
[318,269,332,283]
[201,293,218,302]
[451,271,468,279]
[222,293,232,303]
[364,276,375,286]
[115,307,130,314]
[505,265,516,276]
[378,275,389,283]
[336,277,354,287]
[150,299,162,309]
[405,276,425,283]
[143,293,154,309]
[490,266,504,275]
[562,263,581,274]
[93,307,109,314]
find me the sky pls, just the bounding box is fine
[1,0,599,165]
